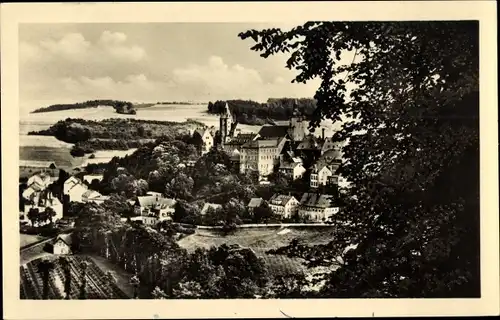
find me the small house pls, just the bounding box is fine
[201,202,222,216]
[82,190,109,204]
[279,159,306,180]
[53,234,73,255]
[194,128,214,155]
[310,164,334,188]
[268,194,299,219]
[298,193,339,222]
[247,197,264,214]
[134,195,177,226]
[64,176,89,202]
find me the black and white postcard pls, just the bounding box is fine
[1,1,499,319]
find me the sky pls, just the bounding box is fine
[19,23,323,112]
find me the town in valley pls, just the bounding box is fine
[17,21,480,301]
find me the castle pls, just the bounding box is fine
[215,100,311,178]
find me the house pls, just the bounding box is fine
[279,158,307,180]
[22,185,40,201]
[310,164,334,188]
[146,191,163,197]
[82,174,104,184]
[22,172,53,201]
[201,202,223,215]
[298,193,339,222]
[53,234,72,255]
[56,217,76,228]
[258,102,308,142]
[27,172,52,190]
[247,197,265,214]
[320,136,342,156]
[223,133,259,154]
[134,195,177,226]
[239,137,288,177]
[82,190,109,204]
[64,176,89,202]
[268,194,299,219]
[194,128,214,155]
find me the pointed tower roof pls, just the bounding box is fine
[221,101,231,118]
[292,99,302,117]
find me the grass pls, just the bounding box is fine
[177,226,336,276]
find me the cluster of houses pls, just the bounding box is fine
[21,101,347,229]
[193,101,349,189]
[20,172,109,227]
[249,192,340,223]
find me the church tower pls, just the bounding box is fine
[289,99,307,142]
[219,102,231,145]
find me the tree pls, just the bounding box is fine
[59,257,72,299]
[37,259,55,299]
[111,173,140,198]
[165,172,194,200]
[130,274,141,299]
[79,261,88,299]
[240,21,479,297]
[43,206,57,224]
[253,202,279,224]
[27,207,39,226]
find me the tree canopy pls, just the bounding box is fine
[240,21,479,297]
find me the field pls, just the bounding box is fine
[19,146,84,169]
[178,226,336,276]
[20,255,130,299]
[20,234,48,248]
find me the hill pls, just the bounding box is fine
[177,226,336,276]
[31,100,134,114]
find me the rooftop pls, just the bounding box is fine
[257,125,289,139]
[201,202,223,215]
[269,194,296,207]
[248,197,264,208]
[300,193,336,208]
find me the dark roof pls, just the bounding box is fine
[55,233,73,246]
[280,160,303,170]
[297,135,321,150]
[257,125,289,139]
[299,193,335,208]
[226,133,258,146]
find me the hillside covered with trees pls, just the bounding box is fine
[31,100,137,115]
[28,118,206,156]
[207,98,317,125]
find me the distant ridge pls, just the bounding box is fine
[31,100,205,113]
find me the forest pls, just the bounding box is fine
[207,98,317,125]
